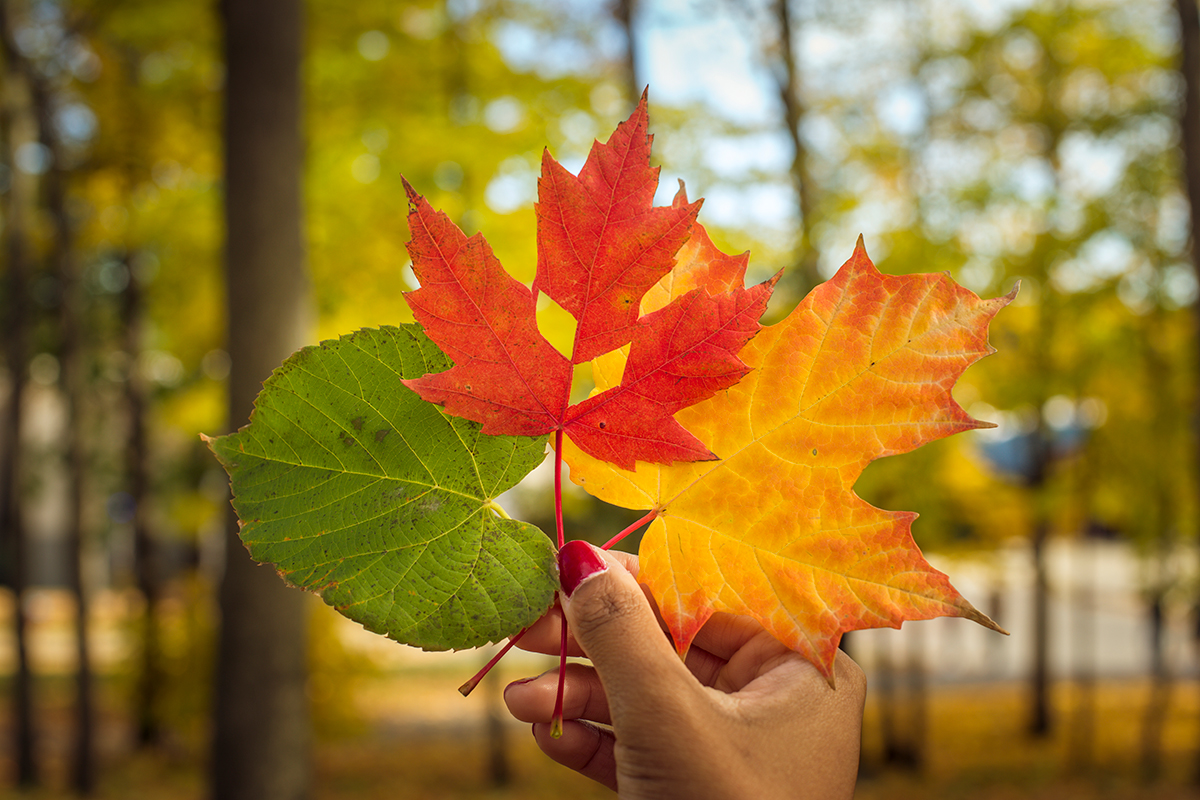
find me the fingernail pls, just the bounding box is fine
[558,540,608,597]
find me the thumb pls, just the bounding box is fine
[558,540,694,713]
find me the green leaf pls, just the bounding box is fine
[207,324,557,651]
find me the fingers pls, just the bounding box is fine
[515,549,647,658]
[689,611,771,661]
[557,542,698,719]
[739,648,867,721]
[529,720,619,793]
[513,603,579,657]
[506,663,619,793]
[713,626,795,693]
[509,542,790,700]
[503,662,612,726]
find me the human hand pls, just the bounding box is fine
[504,540,865,799]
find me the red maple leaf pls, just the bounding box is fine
[402,94,776,470]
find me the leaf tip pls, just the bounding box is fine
[672,178,689,207]
[401,175,421,210]
[1003,280,1021,304]
[837,235,876,277]
[962,601,1008,635]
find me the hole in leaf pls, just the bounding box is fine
[536,292,577,360]
[570,359,594,404]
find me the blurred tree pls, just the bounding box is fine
[0,0,40,786]
[69,0,225,751]
[770,0,820,295]
[210,0,312,798]
[1172,0,1200,783]
[33,40,96,796]
[614,0,640,103]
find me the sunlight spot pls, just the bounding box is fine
[352,154,381,184]
[357,30,390,61]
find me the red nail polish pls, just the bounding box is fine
[558,540,608,597]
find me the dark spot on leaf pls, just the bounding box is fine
[870,361,876,367]
[352,417,364,430]
[812,448,818,456]
[464,384,472,393]
[599,421,606,429]
[375,428,391,443]
[342,435,354,446]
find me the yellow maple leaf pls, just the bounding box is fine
[567,232,1014,681]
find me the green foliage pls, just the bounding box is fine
[207,325,557,650]
[774,0,1190,554]
[305,0,603,338]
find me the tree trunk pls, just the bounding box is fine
[1138,317,1178,782]
[1066,538,1095,772]
[483,652,510,788]
[1028,519,1051,737]
[0,1,38,783]
[614,0,640,104]
[1141,590,1171,781]
[34,71,95,798]
[905,624,926,772]
[875,638,898,768]
[210,0,313,798]
[1172,0,1200,784]
[877,631,923,772]
[772,0,820,297]
[122,255,162,748]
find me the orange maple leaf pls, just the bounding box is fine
[566,235,1014,681]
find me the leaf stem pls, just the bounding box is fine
[457,627,528,697]
[601,508,659,550]
[551,612,568,739]
[484,499,512,520]
[554,429,565,549]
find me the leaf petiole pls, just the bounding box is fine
[458,627,529,697]
[601,508,659,551]
[554,430,565,549]
[551,613,569,739]
[483,499,512,520]
[551,428,568,737]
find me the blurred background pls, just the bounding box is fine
[0,0,1196,797]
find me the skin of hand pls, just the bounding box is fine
[503,541,866,800]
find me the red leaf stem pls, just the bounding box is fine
[554,430,565,549]
[457,627,529,697]
[601,509,660,551]
[551,615,568,739]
